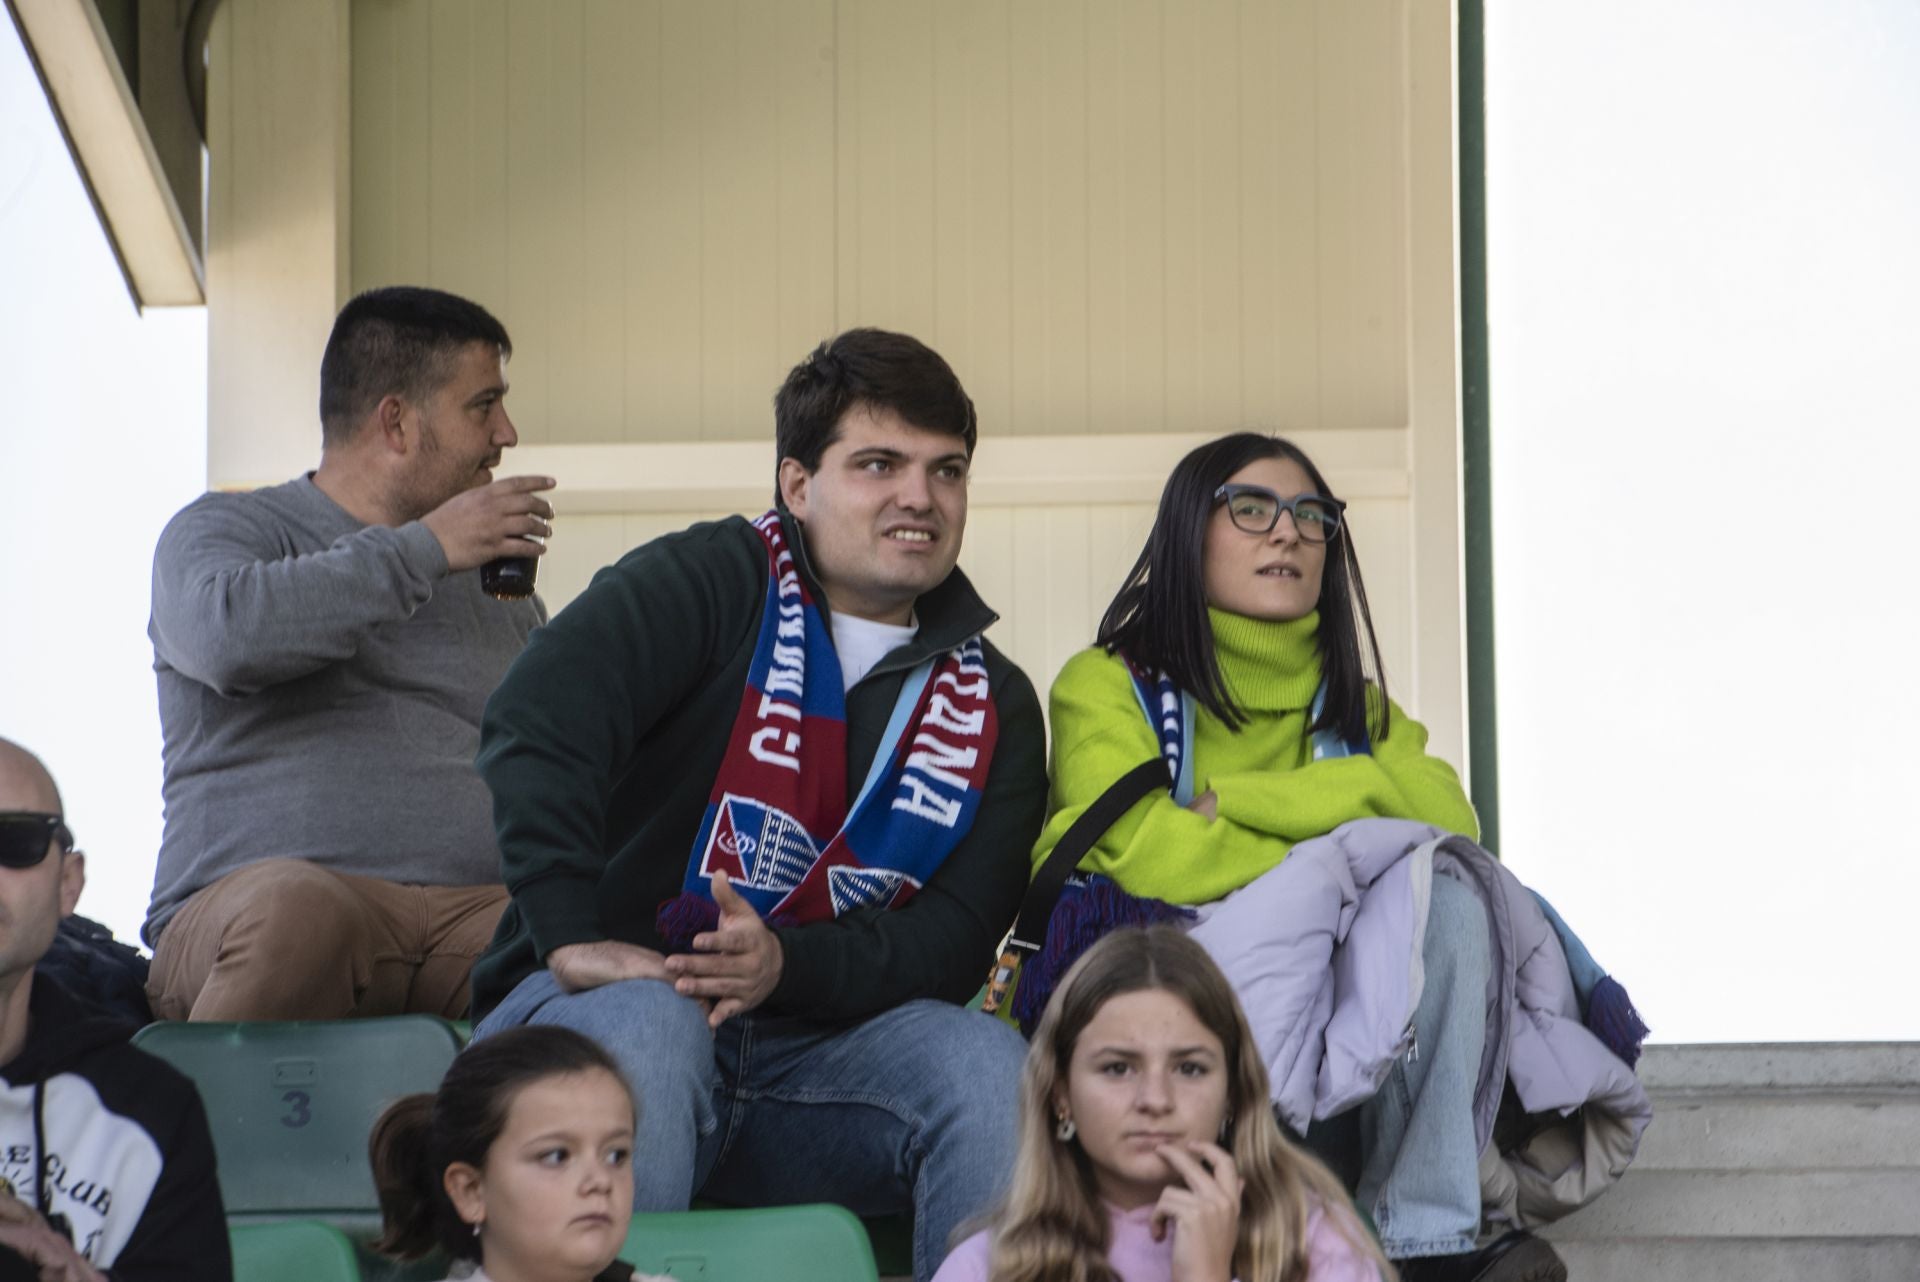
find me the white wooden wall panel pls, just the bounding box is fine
[527,434,1427,749]
[205,0,350,489]
[348,0,1423,443]
[211,0,1462,766]
[351,0,841,444]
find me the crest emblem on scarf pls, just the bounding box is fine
[700,794,818,896]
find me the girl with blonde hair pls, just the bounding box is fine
[936,926,1385,1282]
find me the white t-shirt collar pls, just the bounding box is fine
[830,611,920,692]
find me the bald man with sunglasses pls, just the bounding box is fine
[0,740,228,1281]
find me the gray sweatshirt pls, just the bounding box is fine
[143,476,544,945]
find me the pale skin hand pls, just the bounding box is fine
[1188,790,1219,822]
[663,871,785,1028]
[0,1193,105,1282]
[419,475,557,573]
[545,939,672,994]
[1150,1141,1243,1282]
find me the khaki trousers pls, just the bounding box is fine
[147,859,509,1022]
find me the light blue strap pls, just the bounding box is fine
[1173,692,1197,805]
[848,657,938,814]
[1309,681,1364,761]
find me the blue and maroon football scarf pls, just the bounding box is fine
[656,511,999,948]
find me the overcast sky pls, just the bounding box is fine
[0,19,206,948]
[1487,0,1920,1041]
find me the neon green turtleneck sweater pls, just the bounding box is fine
[1030,609,1480,905]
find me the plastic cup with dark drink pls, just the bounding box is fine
[481,555,539,600]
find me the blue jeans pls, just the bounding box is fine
[1351,873,1491,1258]
[476,972,1026,1281]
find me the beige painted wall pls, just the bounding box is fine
[509,427,1417,751]
[205,0,1466,764]
[347,0,1420,446]
[205,0,349,487]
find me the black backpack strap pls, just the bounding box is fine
[1008,758,1170,953]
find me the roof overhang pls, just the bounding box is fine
[6,0,204,307]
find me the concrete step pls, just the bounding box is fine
[1633,1093,1920,1170]
[1637,1042,1920,1093]
[1546,1170,1920,1239]
[1551,1236,1920,1282]
[1533,1045,1920,1275]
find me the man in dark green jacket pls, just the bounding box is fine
[471,329,1047,1282]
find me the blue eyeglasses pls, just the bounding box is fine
[1212,485,1347,543]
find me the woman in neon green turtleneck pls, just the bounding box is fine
[1032,435,1477,904]
[1028,433,1564,1282]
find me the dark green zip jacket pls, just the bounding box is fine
[470,512,1048,1021]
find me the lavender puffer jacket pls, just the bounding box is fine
[1187,817,1653,1227]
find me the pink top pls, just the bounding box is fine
[931,1200,1382,1282]
[434,1269,674,1282]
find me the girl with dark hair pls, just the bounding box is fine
[368,1026,667,1282]
[936,926,1386,1282]
[1022,434,1596,1282]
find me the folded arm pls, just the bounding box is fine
[1034,649,1288,905]
[1210,697,1479,843]
[148,497,447,696]
[481,529,749,968]
[1035,651,1477,906]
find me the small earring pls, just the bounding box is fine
[471,1221,482,1238]
[1055,1115,1076,1143]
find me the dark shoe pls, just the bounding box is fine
[1393,1231,1567,1282]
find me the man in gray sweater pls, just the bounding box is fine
[143,286,556,1022]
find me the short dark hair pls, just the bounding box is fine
[368,1026,630,1264]
[772,328,977,494]
[319,286,512,445]
[1096,432,1391,746]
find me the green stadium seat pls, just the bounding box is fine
[131,1017,462,1233]
[622,1204,880,1282]
[694,1198,908,1277]
[353,1246,446,1282]
[352,1206,888,1282]
[230,1220,361,1282]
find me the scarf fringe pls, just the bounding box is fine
[1586,974,1651,1069]
[656,893,721,954]
[1011,876,1196,1033]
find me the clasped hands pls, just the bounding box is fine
[545,872,782,1028]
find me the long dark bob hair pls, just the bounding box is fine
[1097,432,1389,745]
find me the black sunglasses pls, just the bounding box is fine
[0,813,74,870]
